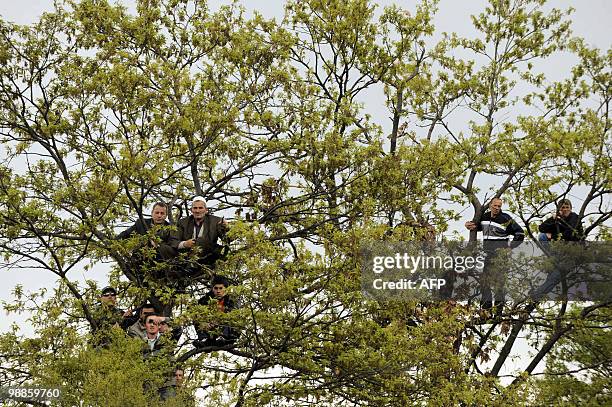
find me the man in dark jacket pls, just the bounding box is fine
[170,196,228,267]
[117,202,176,260]
[465,198,525,311]
[193,275,240,347]
[538,199,584,242]
[532,199,585,300]
[90,286,133,347]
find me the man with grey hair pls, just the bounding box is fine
[170,196,229,267]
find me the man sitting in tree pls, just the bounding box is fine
[194,275,240,347]
[170,196,229,269]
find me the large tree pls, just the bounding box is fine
[0,0,609,405]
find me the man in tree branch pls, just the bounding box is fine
[465,197,525,311]
[117,202,176,261]
[170,196,229,268]
[538,199,584,242]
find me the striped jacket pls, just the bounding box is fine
[476,211,525,242]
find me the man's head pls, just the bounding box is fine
[175,368,185,387]
[151,202,168,225]
[144,313,160,338]
[489,198,503,217]
[557,199,572,218]
[139,303,156,323]
[100,287,117,305]
[211,275,229,299]
[191,196,208,221]
[157,316,169,334]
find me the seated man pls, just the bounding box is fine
[538,199,584,242]
[117,202,176,262]
[532,199,586,300]
[170,196,228,268]
[194,276,240,347]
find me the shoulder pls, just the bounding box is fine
[208,214,222,223]
[198,292,214,304]
[177,216,193,226]
[498,211,517,223]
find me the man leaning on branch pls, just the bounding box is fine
[538,199,584,242]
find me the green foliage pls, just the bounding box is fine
[0,0,609,405]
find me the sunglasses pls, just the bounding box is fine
[146,320,159,325]
[101,293,116,297]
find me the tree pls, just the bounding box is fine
[0,0,609,405]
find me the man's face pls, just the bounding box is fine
[191,200,208,221]
[212,284,226,299]
[140,307,155,322]
[559,204,572,218]
[157,316,168,333]
[145,316,159,336]
[151,205,167,224]
[175,369,184,386]
[489,199,502,217]
[100,292,116,305]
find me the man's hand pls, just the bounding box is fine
[465,221,477,231]
[218,217,228,231]
[182,238,196,249]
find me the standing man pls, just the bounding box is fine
[118,202,176,261]
[538,199,584,242]
[465,198,525,311]
[171,196,229,267]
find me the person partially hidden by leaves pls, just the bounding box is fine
[117,202,177,280]
[127,302,158,340]
[193,275,240,348]
[538,199,584,242]
[90,286,134,348]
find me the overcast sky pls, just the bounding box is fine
[1,0,611,49]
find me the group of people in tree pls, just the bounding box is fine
[465,197,585,310]
[91,193,586,399]
[92,196,238,402]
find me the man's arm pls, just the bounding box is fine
[538,217,557,234]
[169,218,189,250]
[117,221,140,240]
[508,218,525,242]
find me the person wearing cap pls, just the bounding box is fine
[170,196,229,267]
[117,202,177,262]
[90,286,133,347]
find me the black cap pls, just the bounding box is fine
[101,286,117,296]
